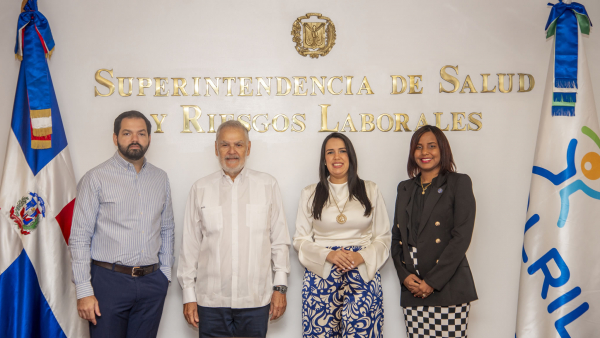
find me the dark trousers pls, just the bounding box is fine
[197,304,270,338]
[89,263,169,338]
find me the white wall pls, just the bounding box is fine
[1,1,600,337]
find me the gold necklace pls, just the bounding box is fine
[330,192,349,224]
[420,178,433,195]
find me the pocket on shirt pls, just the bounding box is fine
[201,206,223,234]
[246,204,270,229]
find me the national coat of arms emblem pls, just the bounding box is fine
[10,192,46,235]
[291,13,336,59]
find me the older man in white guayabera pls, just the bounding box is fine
[177,120,291,338]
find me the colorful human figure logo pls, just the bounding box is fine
[532,126,600,228]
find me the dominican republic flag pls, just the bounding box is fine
[516,2,600,338]
[0,1,86,337]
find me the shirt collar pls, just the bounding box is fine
[112,151,148,171]
[221,166,247,184]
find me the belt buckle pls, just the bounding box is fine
[132,267,144,277]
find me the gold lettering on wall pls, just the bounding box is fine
[150,114,167,133]
[205,77,220,96]
[459,75,478,94]
[327,77,343,95]
[451,112,468,131]
[256,77,272,96]
[237,114,252,131]
[277,77,292,96]
[253,114,270,132]
[319,104,339,132]
[292,114,306,132]
[481,74,496,93]
[294,77,308,96]
[311,76,326,95]
[394,114,411,132]
[207,114,216,133]
[193,77,201,96]
[391,75,407,94]
[415,113,428,130]
[272,114,290,132]
[434,112,450,131]
[154,78,169,97]
[357,77,374,95]
[138,77,152,96]
[439,66,459,93]
[117,77,133,97]
[223,77,236,96]
[360,114,375,132]
[181,105,204,133]
[345,76,354,95]
[95,69,115,97]
[468,112,483,131]
[377,114,394,132]
[341,114,358,132]
[409,75,423,94]
[498,73,515,93]
[172,78,188,96]
[239,77,254,96]
[518,73,535,93]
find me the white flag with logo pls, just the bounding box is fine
[516,2,600,337]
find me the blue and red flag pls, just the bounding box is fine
[0,0,86,337]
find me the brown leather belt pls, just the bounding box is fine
[93,260,159,277]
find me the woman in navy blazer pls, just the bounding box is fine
[391,125,477,338]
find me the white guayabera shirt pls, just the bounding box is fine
[177,168,291,308]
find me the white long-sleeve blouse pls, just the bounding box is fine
[293,179,391,282]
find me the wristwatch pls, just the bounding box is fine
[273,285,288,294]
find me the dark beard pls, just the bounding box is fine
[117,141,148,161]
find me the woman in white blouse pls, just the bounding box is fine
[293,133,391,338]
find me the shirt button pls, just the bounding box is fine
[140,212,143,215]
[435,221,440,226]
[435,238,441,244]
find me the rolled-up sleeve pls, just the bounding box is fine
[270,180,291,286]
[293,187,332,278]
[357,184,391,282]
[177,185,203,304]
[69,172,100,300]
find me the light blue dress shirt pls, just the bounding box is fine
[69,152,175,299]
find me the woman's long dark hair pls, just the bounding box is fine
[311,133,372,220]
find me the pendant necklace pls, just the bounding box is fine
[330,192,349,224]
[420,178,433,195]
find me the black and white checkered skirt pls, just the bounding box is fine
[403,246,470,338]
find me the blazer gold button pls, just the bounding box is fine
[399,241,403,245]
[435,221,440,226]
[436,260,439,263]
[397,224,400,228]
[402,261,405,264]
[435,238,441,244]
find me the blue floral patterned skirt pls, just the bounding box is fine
[301,246,384,338]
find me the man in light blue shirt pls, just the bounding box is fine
[69,110,175,338]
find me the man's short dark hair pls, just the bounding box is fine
[114,110,152,135]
